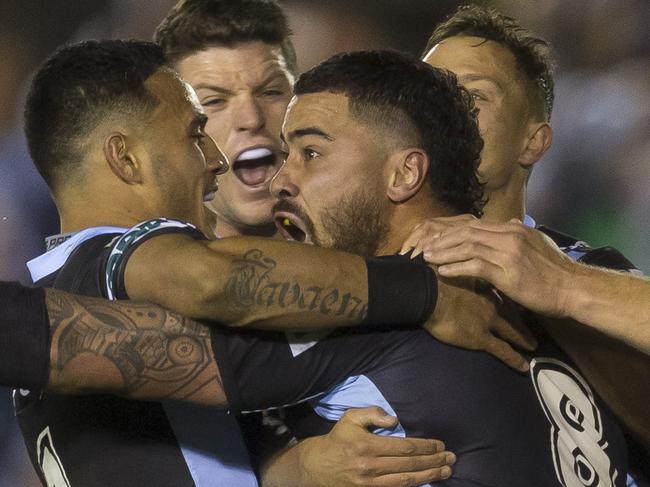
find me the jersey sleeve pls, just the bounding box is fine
[104,218,206,300]
[537,224,642,274]
[210,325,410,413]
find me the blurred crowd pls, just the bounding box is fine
[1,0,648,484]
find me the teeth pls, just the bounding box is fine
[236,147,273,161]
[203,192,216,202]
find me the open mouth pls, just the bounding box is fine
[274,212,310,243]
[232,147,279,188]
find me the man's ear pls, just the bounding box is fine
[386,148,429,203]
[103,133,142,184]
[519,122,552,168]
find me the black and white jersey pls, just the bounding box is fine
[233,218,633,486]
[530,216,649,487]
[261,327,628,486]
[16,220,260,487]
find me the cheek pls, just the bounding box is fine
[204,116,229,148]
[266,99,291,131]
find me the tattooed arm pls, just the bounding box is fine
[124,234,372,330]
[45,288,227,406]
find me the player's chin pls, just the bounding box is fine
[238,209,277,233]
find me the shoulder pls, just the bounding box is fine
[537,224,639,273]
[105,218,207,299]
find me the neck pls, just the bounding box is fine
[377,192,453,255]
[481,183,527,223]
[58,201,148,234]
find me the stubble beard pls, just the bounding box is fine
[315,185,389,257]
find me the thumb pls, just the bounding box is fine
[342,406,398,429]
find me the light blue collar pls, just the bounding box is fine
[27,226,126,283]
[523,214,537,228]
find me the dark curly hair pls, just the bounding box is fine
[294,50,485,216]
[154,0,297,74]
[25,40,166,190]
[424,4,554,121]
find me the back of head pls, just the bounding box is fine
[424,4,554,121]
[154,0,297,74]
[294,50,484,217]
[25,39,166,192]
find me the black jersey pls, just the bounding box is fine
[17,221,260,487]
[256,219,635,486]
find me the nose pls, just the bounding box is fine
[203,134,229,175]
[237,95,265,133]
[270,159,299,199]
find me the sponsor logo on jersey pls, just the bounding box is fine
[531,358,619,487]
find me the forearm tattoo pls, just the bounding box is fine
[46,290,221,401]
[225,249,368,321]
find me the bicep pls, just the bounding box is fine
[122,233,228,315]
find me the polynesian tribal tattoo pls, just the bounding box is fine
[46,290,221,401]
[225,249,368,321]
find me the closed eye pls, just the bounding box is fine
[262,89,285,97]
[203,98,226,108]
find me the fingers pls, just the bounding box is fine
[437,258,502,286]
[341,406,399,430]
[353,432,448,457]
[400,215,477,255]
[371,465,453,486]
[358,450,455,476]
[493,299,538,351]
[491,314,537,353]
[347,439,455,486]
[425,239,502,268]
[484,335,530,373]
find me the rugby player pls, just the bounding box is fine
[411,4,649,481]
[416,5,649,353]
[13,40,454,487]
[251,50,631,486]
[154,0,294,239]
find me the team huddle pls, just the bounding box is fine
[1,1,649,486]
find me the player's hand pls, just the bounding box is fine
[424,274,536,372]
[299,407,455,487]
[412,218,576,319]
[401,214,477,257]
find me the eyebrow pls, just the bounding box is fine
[192,83,234,96]
[193,71,289,96]
[284,127,334,143]
[457,74,504,92]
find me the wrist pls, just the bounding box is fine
[560,261,593,320]
[297,436,325,487]
[364,254,437,326]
